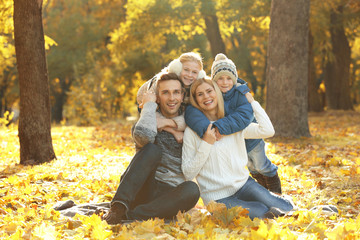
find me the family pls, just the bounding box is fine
[102,52,295,225]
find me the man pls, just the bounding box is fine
[102,73,200,225]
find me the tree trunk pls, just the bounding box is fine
[14,0,56,164]
[229,30,259,93]
[308,30,323,112]
[266,0,311,138]
[324,6,353,110]
[200,0,226,57]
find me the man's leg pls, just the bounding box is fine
[103,143,162,224]
[127,181,200,220]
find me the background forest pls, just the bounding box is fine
[1,0,360,126]
[1,0,360,239]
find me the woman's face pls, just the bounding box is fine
[179,61,201,87]
[195,82,218,113]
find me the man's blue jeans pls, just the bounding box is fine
[216,177,294,219]
[112,143,200,220]
[247,140,278,177]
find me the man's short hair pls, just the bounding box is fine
[155,72,185,95]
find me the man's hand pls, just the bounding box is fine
[203,124,216,145]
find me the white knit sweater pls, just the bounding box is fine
[182,101,275,204]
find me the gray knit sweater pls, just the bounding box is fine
[132,101,186,187]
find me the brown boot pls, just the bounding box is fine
[263,207,286,219]
[251,173,267,189]
[102,202,127,225]
[264,173,282,194]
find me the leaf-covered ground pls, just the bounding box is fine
[1,110,359,239]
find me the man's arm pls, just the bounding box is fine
[132,92,158,148]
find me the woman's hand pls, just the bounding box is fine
[245,92,254,103]
[214,127,223,141]
[203,124,216,145]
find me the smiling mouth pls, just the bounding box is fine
[203,100,213,106]
[167,103,177,108]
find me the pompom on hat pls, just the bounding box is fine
[211,53,238,84]
[168,58,206,80]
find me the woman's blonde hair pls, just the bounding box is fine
[190,77,225,120]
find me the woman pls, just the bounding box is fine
[181,78,294,219]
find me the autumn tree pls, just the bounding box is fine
[324,4,353,110]
[199,0,226,57]
[308,30,324,112]
[0,0,17,118]
[43,0,127,123]
[13,0,56,164]
[266,0,311,137]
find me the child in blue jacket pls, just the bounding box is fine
[185,53,282,194]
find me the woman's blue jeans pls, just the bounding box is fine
[216,177,294,219]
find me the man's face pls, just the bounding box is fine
[156,80,183,118]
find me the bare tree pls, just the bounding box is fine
[14,0,56,164]
[266,0,311,138]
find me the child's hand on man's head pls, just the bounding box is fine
[142,90,157,104]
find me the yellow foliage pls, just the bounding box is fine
[0,111,360,239]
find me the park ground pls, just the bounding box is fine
[0,109,359,239]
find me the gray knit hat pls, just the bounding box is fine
[211,53,237,84]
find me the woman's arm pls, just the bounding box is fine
[182,125,215,181]
[243,93,275,139]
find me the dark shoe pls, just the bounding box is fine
[252,173,267,189]
[264,172,282,194]
[263,207,286,219]
[102,203,127,225]
[310,205,339,214]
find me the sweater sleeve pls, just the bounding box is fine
[172,113,186,131]
[243,101,275,139]
[136,76,157,106]
[182,127,212,181]
[132,101,158,148]
[184,105,211,138]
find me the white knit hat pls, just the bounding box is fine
[211,53,237,84]
[168,58,206,80]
